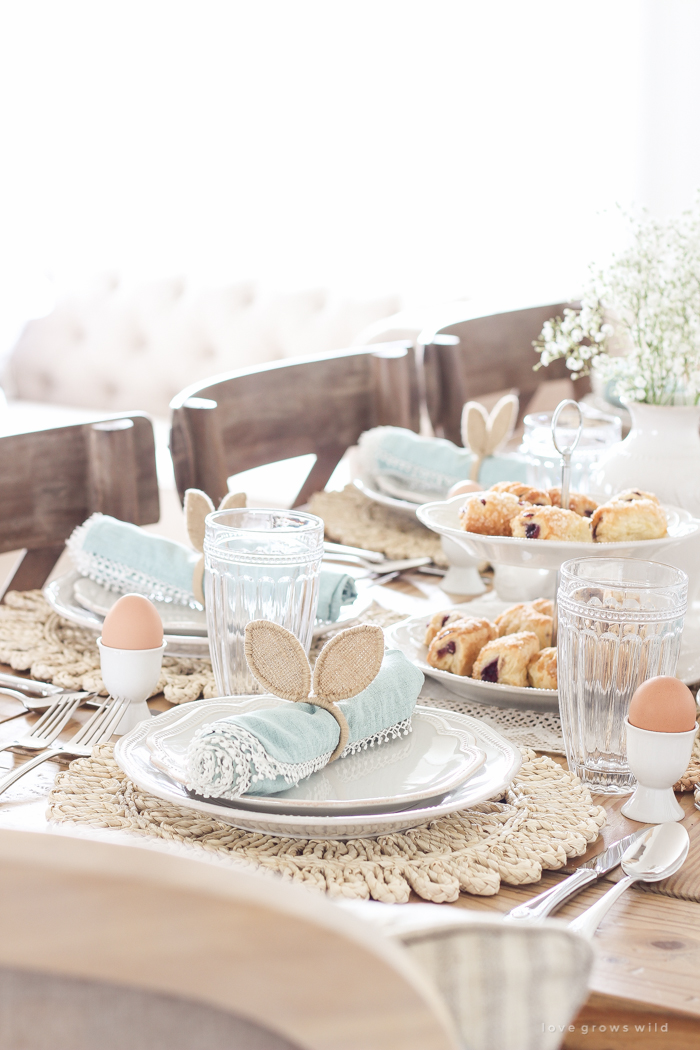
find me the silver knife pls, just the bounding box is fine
[504,828,649,924]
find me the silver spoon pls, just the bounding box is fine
[568,822,690,939]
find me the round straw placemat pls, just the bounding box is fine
[48,743,606,903]
[308,485,449,566]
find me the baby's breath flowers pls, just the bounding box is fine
[534,201,700,405]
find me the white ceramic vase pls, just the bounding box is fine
[590,401,700,515]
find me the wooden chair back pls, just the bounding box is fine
[0,413,159,595]
[0,828,458,1050]
[420,303,589,444]
[169,343,419,507]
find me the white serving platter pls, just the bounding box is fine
[417,494,700,571]
[114,699,521,839]
[145,697,486,816]
[386,596,559,712]
[387,592,700,696]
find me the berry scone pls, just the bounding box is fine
[459,492,522,536]
[527,647,558,689]
[471,631,540,687]
[494,602,552,649]
[511,505,592,542]
[426,617,497,676]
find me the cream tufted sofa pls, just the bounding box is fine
[2,274,402,416]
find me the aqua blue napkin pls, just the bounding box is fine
[358,426,528,499]
[67,513,358,621]
[317,570,357,622]
[67,513,200,605]
[185,648,423,799]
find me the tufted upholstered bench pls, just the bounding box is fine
[1,275,402,417]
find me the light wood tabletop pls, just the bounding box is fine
[1,570,699,1049]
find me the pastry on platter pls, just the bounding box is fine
[528,647,558,689]
[547,488,599,517]
[471,631,540,687]
[609,488,660,505]
[489,482,551,505]
[590,499,668,542]
[426,617,497,676]
[530,598,553,616]
[459,492,522,537]
[511,505,592,542]
[424,610,469,645]
[494,602,552,649]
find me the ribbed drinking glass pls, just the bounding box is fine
[204,508,324,695]
[557,558,688,794]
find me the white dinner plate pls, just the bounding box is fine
[417,494,700,571]
[386,596,559,712]
[114,699,521,839]
[145,697,486,816]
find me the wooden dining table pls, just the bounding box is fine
[1,568,699,1050]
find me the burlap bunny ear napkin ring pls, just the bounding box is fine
[461,393,518,481]
[184,488,247,604]
[244,621,385,761]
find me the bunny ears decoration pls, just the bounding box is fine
[461,393,519,481]
[244,620,385,761]
[185,488,247,603]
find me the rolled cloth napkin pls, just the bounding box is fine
[67,513,357,620]
[186,648,423,800]
[358,426,528,499]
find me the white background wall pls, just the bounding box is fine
[0,0,699,349]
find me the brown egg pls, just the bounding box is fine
[447,480,483,499]
[101,594,164,650]
[628,676,697,733]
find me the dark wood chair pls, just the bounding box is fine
[0,413,159,596]
[169,342,419,507]
[419,302,589,445]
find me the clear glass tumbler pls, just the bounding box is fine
[204,508,324,695]
[557,558,688,794]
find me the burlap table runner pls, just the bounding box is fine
[47,743,606,903]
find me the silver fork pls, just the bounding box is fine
[0,692,89,752]
[0,695,130,796]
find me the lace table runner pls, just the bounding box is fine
[47,743,606,903]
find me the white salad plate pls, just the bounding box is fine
[44,571,212,658]
[386,597,559,712]
[349,446,422,517]
[44,570,371,658]
[145,696,486,816]
[114,698,521,839]
[416,493,700,571]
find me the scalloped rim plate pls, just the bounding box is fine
[144,697,486,816]
[113,699,521,839]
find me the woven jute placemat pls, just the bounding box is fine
[308,485,449,566]
[47,743,606,904]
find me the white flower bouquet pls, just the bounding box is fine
[534,201,700,405]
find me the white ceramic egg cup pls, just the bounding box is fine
[621,719,698,823]
[98,639,166,735]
